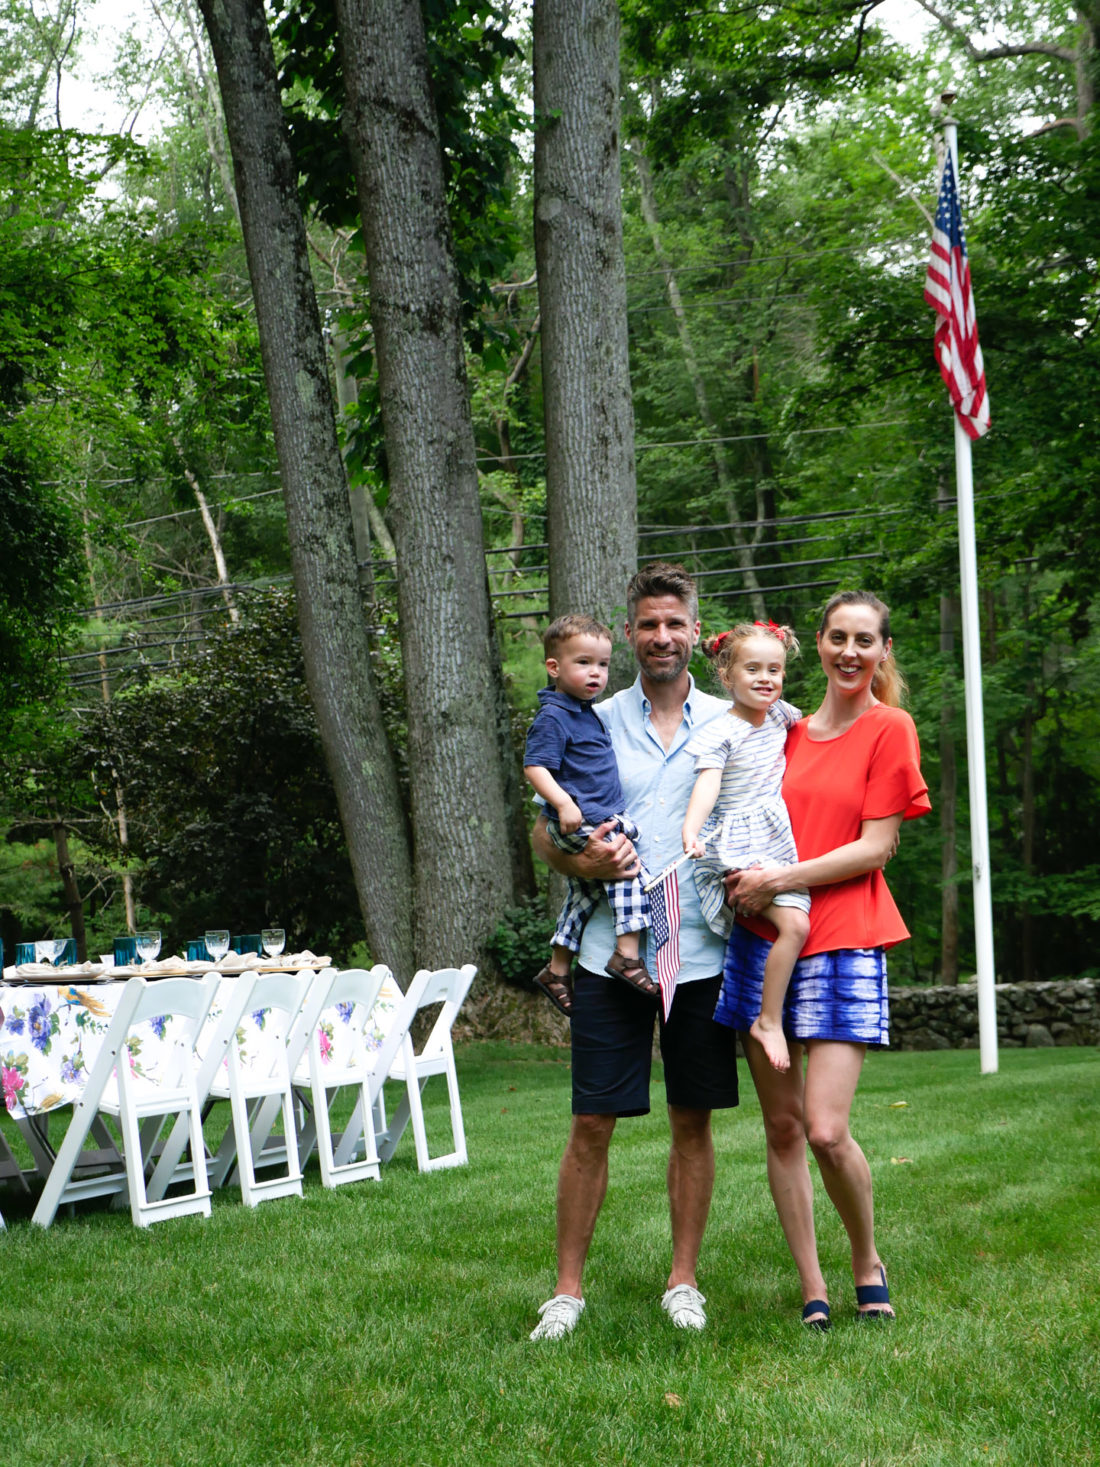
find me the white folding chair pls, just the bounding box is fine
[207,967,334,1190]
[205,971,313,1206]
[292,966,390,1189]
[0,1125,28,1228]
[375,964,476,1172]
[33,974,220,1228]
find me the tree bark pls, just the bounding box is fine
[534,0,637,653]
[196,0,415,977]
[49,796,87,962]
[335,0,527,959]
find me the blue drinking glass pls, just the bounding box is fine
[113,936,137,967]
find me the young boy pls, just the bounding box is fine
[523,613,659,1016]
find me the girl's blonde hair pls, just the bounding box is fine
[817,590,907,707]
[701,620,800,693]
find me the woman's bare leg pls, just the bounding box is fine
[742,1033,827,1319]
[802,1040,894,1316]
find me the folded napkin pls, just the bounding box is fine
[145,956,192,975]
[210,950,331,972]
[9,961,107,980]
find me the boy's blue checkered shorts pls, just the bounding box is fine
[547,814,652,952]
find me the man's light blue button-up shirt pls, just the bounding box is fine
[578,674,730,986]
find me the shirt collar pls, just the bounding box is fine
[633,671,701,723]
[538,684,595,714]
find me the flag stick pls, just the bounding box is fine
[942,102,999,1073]
[642,850,694,893]
[642,839,711,893]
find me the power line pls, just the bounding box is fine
[474,419,910,468]
[123,487,284,529]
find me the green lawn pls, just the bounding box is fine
[1,1043,1097,1466]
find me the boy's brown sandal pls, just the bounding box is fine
[605,948,660,1000]
[533,965,574,1017]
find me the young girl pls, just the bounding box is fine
[681,622,810,1072]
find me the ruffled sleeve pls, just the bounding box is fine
[862,708,931,823]
[773,699,802,730]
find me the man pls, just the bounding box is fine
[529,562,738,1341]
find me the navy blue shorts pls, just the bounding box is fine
[570,967,739,1117]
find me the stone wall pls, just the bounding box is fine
[888,978,1100,1050]
[455,975,1100,1050]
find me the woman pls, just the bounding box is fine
[719,590,930,1327]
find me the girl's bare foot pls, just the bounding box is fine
[750,1014,790,1072]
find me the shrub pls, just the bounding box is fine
[485,894,552,990]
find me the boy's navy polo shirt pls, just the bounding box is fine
[523,686,624,824]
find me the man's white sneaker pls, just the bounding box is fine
[530,1294,585,1341]
[661,1283,707,1330]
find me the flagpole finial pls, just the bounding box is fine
[936,89,958,124]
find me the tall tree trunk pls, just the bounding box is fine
[1020,697,1036,980]
[335,0,529,956]
[196,0,415,978]
[181,464,239,623]
[49,796,87,961]
[1020,581,1037,981]
[631,139,766,616]
[534,0,637,656]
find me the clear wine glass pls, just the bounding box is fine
[204,929,230,965]
[135,930,162,966]
[261,927,286,959]
[37,939,67,967]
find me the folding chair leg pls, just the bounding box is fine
[238,1091,303,1206]
[444,1060,468,1169]
[315,1079,380,1188]
[406,1073,431,1172]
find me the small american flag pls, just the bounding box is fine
[648,867,681,1020]
[923,150,990,440]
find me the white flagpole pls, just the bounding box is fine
[942,101,999,1073]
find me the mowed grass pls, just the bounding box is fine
[1,1043,1097,1467]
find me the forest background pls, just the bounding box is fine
[2,0,1097,996]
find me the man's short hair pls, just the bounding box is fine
[543,613,613,659]
[625,562,699,626]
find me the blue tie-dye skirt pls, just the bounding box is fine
[715,924,890,1047]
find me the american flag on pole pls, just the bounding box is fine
[648,866,681,1020]
[923,150,990,439]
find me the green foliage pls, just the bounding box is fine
[3,0,1100,986]
[275,0,523,342]
[485,893,552,989]
[76,589,363,956]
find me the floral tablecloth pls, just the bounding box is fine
[0,970,400,1121]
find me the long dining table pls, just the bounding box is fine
[0,955,399,1199]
